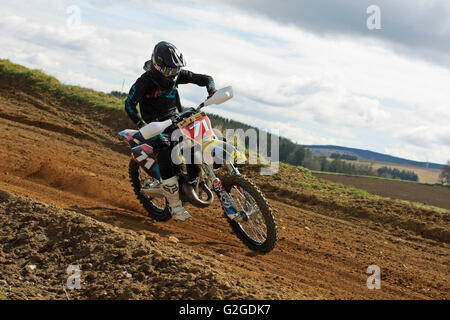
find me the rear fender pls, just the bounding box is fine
[131,144,161,180]
[119,129,146,148]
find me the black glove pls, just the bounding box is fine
[170,114,181,124]
[207,83,216,99]
[136,119,147,129]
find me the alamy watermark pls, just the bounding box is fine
[367,5,381,30]
[66,5,82,31]
[67,265,81,290]
[169,127,280,175]
[366,265,381,289]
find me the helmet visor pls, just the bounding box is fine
[152,55,181,78]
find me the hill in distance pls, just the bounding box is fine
[306,145,444,170]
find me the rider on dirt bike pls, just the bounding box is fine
[124,41,217,222]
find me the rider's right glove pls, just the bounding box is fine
[207,81,216,99]
[136,119,147,129]
[170,114,181,124]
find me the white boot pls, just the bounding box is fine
[161,176,192,222]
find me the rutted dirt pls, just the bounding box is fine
[0,190,285,300]
[0,77,449,300]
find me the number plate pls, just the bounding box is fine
[178,112,214,142]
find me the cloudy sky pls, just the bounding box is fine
[1,0,449,164]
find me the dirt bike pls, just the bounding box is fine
[119,87,277,253]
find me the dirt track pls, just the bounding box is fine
[0,78,449,300]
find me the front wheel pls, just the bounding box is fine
[221,175,278,253]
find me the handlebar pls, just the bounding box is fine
[195,102,205,113]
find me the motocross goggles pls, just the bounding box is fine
[150,54,181,78]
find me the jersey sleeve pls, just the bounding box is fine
[177,70,215,91]
[124,74,148,125]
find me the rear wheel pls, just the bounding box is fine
[128,159,171,221]
[221,175,277,253]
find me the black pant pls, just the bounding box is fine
[150,134,175,180]
[152,134,198,181]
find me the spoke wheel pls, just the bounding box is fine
[221,175,277,253]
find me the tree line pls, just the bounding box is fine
[207,113,421,181]
[330,153,358,161]
[376,166,418,181]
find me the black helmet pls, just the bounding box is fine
[144,41,186,78]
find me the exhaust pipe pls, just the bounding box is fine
[140,176,214,208]
[181,182,214,208]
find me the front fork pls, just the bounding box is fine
[202,161,242,221]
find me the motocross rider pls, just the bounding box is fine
[124,41,216,222]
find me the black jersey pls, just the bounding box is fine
[125,70,215,124]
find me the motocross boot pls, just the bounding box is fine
[161,176,192,222]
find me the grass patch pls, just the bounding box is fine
[0,59,124,113]
[348,187,371,198]
[279,162,292,169]
[294,179,371,198]
[311,170,415,182]
[0,291,8,300]
[395,200,450,214]
[296,166,313,178]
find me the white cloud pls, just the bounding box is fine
[395,126,450,148]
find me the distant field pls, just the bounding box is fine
[326,158,443,184]
[365,160,442,184]
[313,172,450,210]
